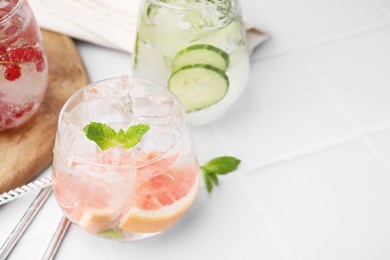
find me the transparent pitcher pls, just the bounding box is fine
[133,0,250,125]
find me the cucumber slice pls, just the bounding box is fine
[171,44,229,72]
[168,64,229,112]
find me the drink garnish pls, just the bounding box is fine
[98,228,124,239]
[168,64,229,112]
[0,44,45,81]
[171,44,230,72]
[201,156,241,192]
[83,122,150,150]
[84,123,239,192]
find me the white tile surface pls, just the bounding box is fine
[213,53,356,169]
[241,0,292,60]
[369,128,390,163]
[246,141,390,260]
[377,0,390,16]
[56,225,111,260]
[3,0,390,259]
[105,183,284,260]
[259,0,388,46]
[189,125,228,165]
[51,183,286,260]
[189,125,234,188]
[20,195,63,241]
[303,27,390,128]
[0,190,39,247]
[7,237,51,260]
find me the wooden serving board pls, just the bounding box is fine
[0,30,90,193]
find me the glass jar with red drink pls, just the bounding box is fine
[0,0,48,131]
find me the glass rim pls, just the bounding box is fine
[0,0,23,25]
[149,0,232,11]
[57,75,187,169]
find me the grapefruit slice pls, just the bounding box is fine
[119,165,199,233]
[77,208,120,233]
[53,167,122,233]
[54,152,200,236]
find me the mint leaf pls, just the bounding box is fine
[201,156,241,193]
[207,172,219,185]
[116,129,127,144]
[203,156,241,175]
[202,168,213,193]
[124,124,150,149]
[83,122,150,150]
[83,122,120,150]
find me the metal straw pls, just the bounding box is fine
[42,216,70,260]
[0,186,52,259]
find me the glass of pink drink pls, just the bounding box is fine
[0,0,48,131]
[52,76,200,241]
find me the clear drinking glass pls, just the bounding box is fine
[133,0,250,125]
[52,75,200,241]
[0,0,48,131]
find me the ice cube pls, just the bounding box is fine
[131,85,175,126]
[82,79,133,124]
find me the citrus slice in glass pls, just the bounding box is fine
[119,163,199,233]
[53,174,120,233]
[54,152,199,235]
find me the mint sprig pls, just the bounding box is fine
[83,122,150,150]
[201,156,241,193]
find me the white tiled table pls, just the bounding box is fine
[2,0,390,259]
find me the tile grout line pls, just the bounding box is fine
[251,21,390,64]
[237,176,296,260]
[296,50,390,174]
[210,123,296,260]
[299,21,390,51]
[254,0,390,173]
[251,48,293,62]
[209,123,390,182]
[361,135,390,172]
[248,0,296,63]
[248,0,390,174]
[234,1,390,256]
[245,133,362,173]
[371,0,390,18]
[241,123,390,175]
[250,0,390,64]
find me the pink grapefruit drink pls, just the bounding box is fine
[52,76,200,241]
[0,0,48,131]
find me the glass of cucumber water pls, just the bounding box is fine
[133,0,250,125]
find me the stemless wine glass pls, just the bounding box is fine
[0,0,48,131]
[52,75,200,241]
[133,0,250,125]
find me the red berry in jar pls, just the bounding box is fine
[0,0,48,131]
[35,56,45,72]
[23,45,35,62]
[4,64,21,81]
